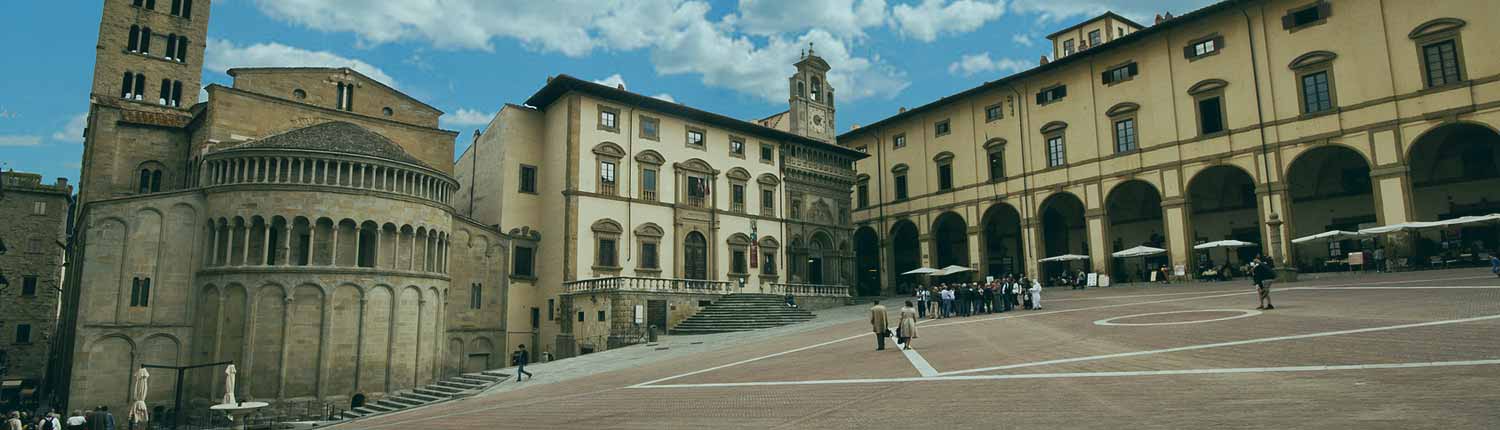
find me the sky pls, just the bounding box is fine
[0,0,1216,187]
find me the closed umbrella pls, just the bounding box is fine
[222,364,237,405]
[129,368,150,425]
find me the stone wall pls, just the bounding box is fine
[0,172,71,388]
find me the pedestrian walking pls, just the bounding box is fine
[1028,277,1043,310]
[897,301,919,350]
[6,412,21,430]
[513,344,534,381]
[1490,252,1500,278]
[915,288,930,319]
[64,411,86,430]
[1252,256,1276,310]
[87,406,113,430]
[870,300,890,350]
[39,412,61,430]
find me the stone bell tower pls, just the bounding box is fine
[788,43,835,143]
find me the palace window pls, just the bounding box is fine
[892,133,907,149]
[934,152,955,191]
[987,145,1005,180]
[21,276,37,296]
[1422,40,1462,88]
[686,128,706,148]
[761,187,775,215]
[139,27,153,54]
[138,166,162,193]
[1046,135,1066,167]
[13,324,31,344]
[731,183,746,213]
[1282,1,1330,31]
[1114,118,1138,153]
[598,160,617,196]
[512,245,535,278]
[1036,85,1067,105]
[598,105,619,132]
[336,83,355,111]
[1088,30,1102,47]
[1300,71,1333,114]
[641,167,658,201]
[470,283,483,309]
[730,137,745,157]
[641,242,659,270]
[128,25,141,52]
[1197,96,1225,135]
[893,165,909,200]
[1185,35,1224,60]
[592,220,622,271]
[130,277,152,307]
[985,103,1003,122]
[687,175,711,207]
[1063,39,1075,56]
[857,183,869,208]
[934,119,951,137]
[636,224,663,274]
[519,165,537,194]
[728,234,751,276]
[1102,62,1138,85]
[640,116,660,140]
[683,231,709,280]
[760,143,774,163]
[170,0,193,18]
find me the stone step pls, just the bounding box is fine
[451,376,491,386]
[402,392,442,403]
[463,373,504,382]
[436,380,484,390]
[415,387,456,398]
[424,384,464,394]
[481,370,511,378]
[384,396,427,407]
[360,403,396,413]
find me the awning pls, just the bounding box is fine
[1038,254,1090,262]
[934,265,975,276]
[1292,230,1364,244]
[1193,240,1258,250]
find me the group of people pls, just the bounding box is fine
[911,276,1043,321]
[873,275,1045,351]
[5,406,113,430]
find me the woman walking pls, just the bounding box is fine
[898,300,919,350]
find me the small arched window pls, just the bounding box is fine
[171,81,183,107]
[181,0,192,17]
[382,107,394,116]
[121,71,135,98]
[158,79,171,105]
[130,277,152,307]
[133,73,146,100]
[138,164,163,193]
[128,25,140,52]
[293,88,307,99]
[140,27,153,54]
[165,33,177,60]
[811,77,822,102]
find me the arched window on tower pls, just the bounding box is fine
[171,81,183,107]
[138,163,163,193]
[145,0,156,9]
[133,73,146,100]
[165,33,177,60]
[182,0,192,17]
[140,27,152,54]
[130,277,152,307]
[176,36,188,62]
[811,77,822,102]
[128,25,140,52]
[121,71,134,99]
[158,79,171,105]
[171,0,182,15]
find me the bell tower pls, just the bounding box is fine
[91,0,210,107]
[788,43,835,143]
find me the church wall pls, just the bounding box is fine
[229,69,442,128]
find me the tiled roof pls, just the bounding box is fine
[225,121,430,168]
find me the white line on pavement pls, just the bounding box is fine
[1296,286,1500,290]
[897,341,939,377]
[938,313,1500,376]
[631,359,1500,389]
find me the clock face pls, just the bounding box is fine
[813,114,823,126]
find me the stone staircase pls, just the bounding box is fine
[340,370,510,420]
[671,293,816,334]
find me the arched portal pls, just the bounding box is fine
[854,227,881,296]
[981,203,1024,277]
[808,231,833,285]
[684,231,708,280]
[931,212,970,267]
[1287,146,1374,269]
[1188,165,1262,271]
[1106,180,1167,282]
[1408,122,1500,260]
[1039,193,1086,279]
[889,220,921,294]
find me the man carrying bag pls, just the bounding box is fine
[870,300,889,351]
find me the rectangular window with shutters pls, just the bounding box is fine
[641,243,659,269]
[1102,62,1138,85]
[1114,118,1138,153]
[1185,35,1223,60]
[519,165,538,194]
[893,133,906,149]
[894,174,909,200]
[1282,1,1330,31]
[1046,135,1066,167]
[1422,40,1462,88]
[1197,96,1226,135]
[934,119,951,136]
[1036,85,1067,105]
[1300,71,1333,114]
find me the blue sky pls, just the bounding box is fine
[0,0,1213,187]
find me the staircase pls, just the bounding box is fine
[340,370,510,421]
[671,294,816,334]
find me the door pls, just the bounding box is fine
[808,257,824,284]
[685,232,708,280]
[647,300,668,330]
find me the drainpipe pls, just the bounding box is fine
[1242,7,1283,267]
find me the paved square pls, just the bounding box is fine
[339,269,1500,429]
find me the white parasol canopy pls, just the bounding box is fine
[1038,254,1090,262]
[1193,240,1259,250]
[1112,245,1166,258]
[901,267,941,275]
[222,364,237,405]
[934,265,975,276]
[1292,230,1364,244]
[129,368,150,424]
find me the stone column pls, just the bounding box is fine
[1257,184,1296,267]
[966,226,982,279]
[280,223,292,266]
[208,221,220,267]
[238,222,251,266]
[331,223,340,267]
[1162,198,1193,278]
[1086,211,1110,275]
[1021,219,1042,279]
[353,297,367,392]
[278,295,293,400]
[307,222,317,266]
[260,223,272,266]
[316,290,333,399]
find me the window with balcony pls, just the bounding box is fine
[731,183,746,212]
[761,188,775,215]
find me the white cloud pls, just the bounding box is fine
[51,113,87,143]
[948,51,1031,77]
[1009,0,1215,24]
[204,39,398,87]
[443,108,494,127]
[593,74,629,89]
[732,0,888,38]
[0,135,43,147]
[892,0,1007,42]
[1010,33,1035,47]
[652,93,676,102]
[249,0,909,103]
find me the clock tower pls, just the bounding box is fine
[788,44,835,143]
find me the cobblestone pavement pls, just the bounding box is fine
[336,268,1500,429]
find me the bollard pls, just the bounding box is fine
[648,324,659,342]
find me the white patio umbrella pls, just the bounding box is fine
[222,364,237,405]
[1194,240,1259,267]
[901,267,941,275]
[1037,254,1090,262]
[1112,245,1166,258]
[935,265,974,277]
[129,368,150,424]
[1358,221,1446,235]
[1292,230,1363,244]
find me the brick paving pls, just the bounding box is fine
[336,268,1500,429]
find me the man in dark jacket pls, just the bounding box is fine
[513,344,534,381]
[1253,256,1276,310]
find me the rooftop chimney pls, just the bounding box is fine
[851,123,861,130]
[1155,13,1164,25]
[617,84,626,91]
[1164,12,1174,20]
[898,107,907,113]
[1040,55,1050,65]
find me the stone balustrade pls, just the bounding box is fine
[768,282,851,297]
[563,276,734,295]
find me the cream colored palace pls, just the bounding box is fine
[843,0,1500,295]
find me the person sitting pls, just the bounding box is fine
[784,292,798,308]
